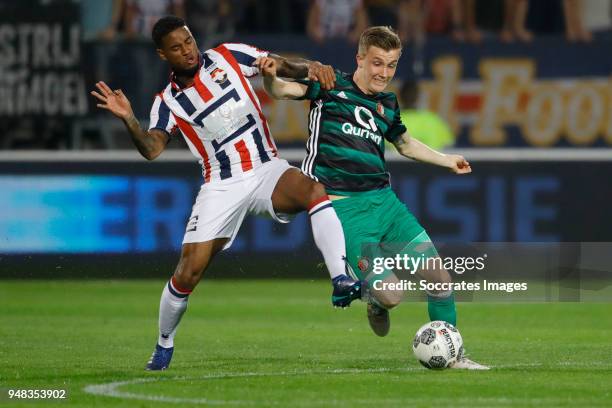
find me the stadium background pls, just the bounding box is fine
[1,0,611,279]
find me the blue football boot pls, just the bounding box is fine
[145,344,174,371]
[331,275,364,307]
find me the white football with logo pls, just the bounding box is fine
[412,321,463,369]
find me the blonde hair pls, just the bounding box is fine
[358,26,402,55]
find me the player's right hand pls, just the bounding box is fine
[255,57,277,78]
[91,81,133,120]
[253,57,276,78]
[447,154,472,174]
[308,62,335,90]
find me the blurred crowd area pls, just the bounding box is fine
[78,0,612,45]
[1,0,611,149]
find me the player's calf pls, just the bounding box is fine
[417,263,457,326]
[173,241,224,289]
[147,240,226,371]
[416,263,453,295]
[368,272,405,309]
[365,274,404,337]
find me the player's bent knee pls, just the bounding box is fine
[371,273,406,309]
[174,263,204,290]
[436,268,453,285]
[374,294,402,309]
[371,287,404,309]
[419,266,452,285]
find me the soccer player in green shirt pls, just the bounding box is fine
[258,26,487,369]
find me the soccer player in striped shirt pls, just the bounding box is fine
[259,26,488,369]
[91,16,363,371]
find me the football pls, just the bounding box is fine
[412,321,464,369]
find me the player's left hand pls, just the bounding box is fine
[308,61,335,90]
[447,154,472,174]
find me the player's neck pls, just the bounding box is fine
[352,70,375,96]
[172,63,200,89]
[175,75,195,88]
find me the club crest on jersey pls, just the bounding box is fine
[357,257,370,272]
[211,68,227,84]
[376,102,384,116]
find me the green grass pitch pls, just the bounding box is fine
[1,280,611,407]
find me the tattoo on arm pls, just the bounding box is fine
[393,133,414,158]
[269,54,310,79]
[123,114,169,160]
[394,136,408,147]
[394,133,411,149]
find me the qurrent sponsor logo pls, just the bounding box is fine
[341,106,382,144]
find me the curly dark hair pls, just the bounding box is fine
[152,15,187,48]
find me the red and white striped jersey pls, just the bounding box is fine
[148,43,278,182]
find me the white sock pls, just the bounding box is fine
[157,277,191,348]
[308,196,347,279]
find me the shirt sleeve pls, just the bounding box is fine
[148,95,177,135]
[293,78,323,100]
[385,96,407,143]
[223,43,269,77]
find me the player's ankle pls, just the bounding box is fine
[158,333,174,348]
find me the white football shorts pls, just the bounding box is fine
[183,158,293,250]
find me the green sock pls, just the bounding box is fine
[427,293,457,326]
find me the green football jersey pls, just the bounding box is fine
[298,70,406,195]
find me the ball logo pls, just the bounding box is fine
[440,328,457,358]
[413,335,421,349]
[354,106,378,132]
[443,322,458,332]
[420,328,436,345]
[428,356,447,368]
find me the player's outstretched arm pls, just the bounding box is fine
[268,53,335,90]
[393,133,472,174]
[91,81,169,160]
[257,57,308,100]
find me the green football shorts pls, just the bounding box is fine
[331,187,439,281]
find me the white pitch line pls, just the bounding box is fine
[85,378,233,405]
[83,367,422,406]
[83,364,541,406]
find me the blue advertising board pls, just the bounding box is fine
[1,152,610,278]
[1,157,610,260]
